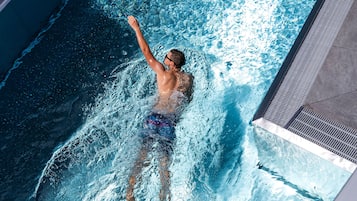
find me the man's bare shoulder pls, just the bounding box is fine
[182,72,193,81]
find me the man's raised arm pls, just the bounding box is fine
[127,16,164,74]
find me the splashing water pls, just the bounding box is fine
[32,0,342,201]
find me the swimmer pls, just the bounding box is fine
[126,16,193,201]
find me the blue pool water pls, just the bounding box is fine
[0,0,351,200]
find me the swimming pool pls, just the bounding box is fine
[0,0,350,200]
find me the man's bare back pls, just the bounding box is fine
[128,16,193,114]
[154,66,193,114]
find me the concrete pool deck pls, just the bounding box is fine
[253,0,357,200]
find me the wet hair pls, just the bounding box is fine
[170,49,186,69]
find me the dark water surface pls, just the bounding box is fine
[0,1,136,200]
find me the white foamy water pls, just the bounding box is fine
[33,0,350,201]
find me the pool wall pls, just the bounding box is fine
[0,0,62,81]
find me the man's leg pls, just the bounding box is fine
[126,138,152,201]
[158,141,173,201]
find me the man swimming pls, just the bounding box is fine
[126,16,193,201]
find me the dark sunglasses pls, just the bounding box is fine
[164,55,177,66]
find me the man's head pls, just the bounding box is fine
[165,49,185,69]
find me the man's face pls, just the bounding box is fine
[164,52,176,68]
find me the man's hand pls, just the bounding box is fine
[128,16,140,31]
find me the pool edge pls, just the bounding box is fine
[252,0,357,200]
[252,118,356,173]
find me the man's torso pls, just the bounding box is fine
[154,71,193,114]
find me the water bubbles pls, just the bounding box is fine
[35,0,318,200]
[217,41,223,49]
[225,61,232,70]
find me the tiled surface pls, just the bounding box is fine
[334,1,357,50]
[262,0,353,127]
[308,91,357,129]
[306,48,357,103]
[306,0,357,129]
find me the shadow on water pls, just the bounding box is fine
[0,0,138,200]
[192,85,247,199]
